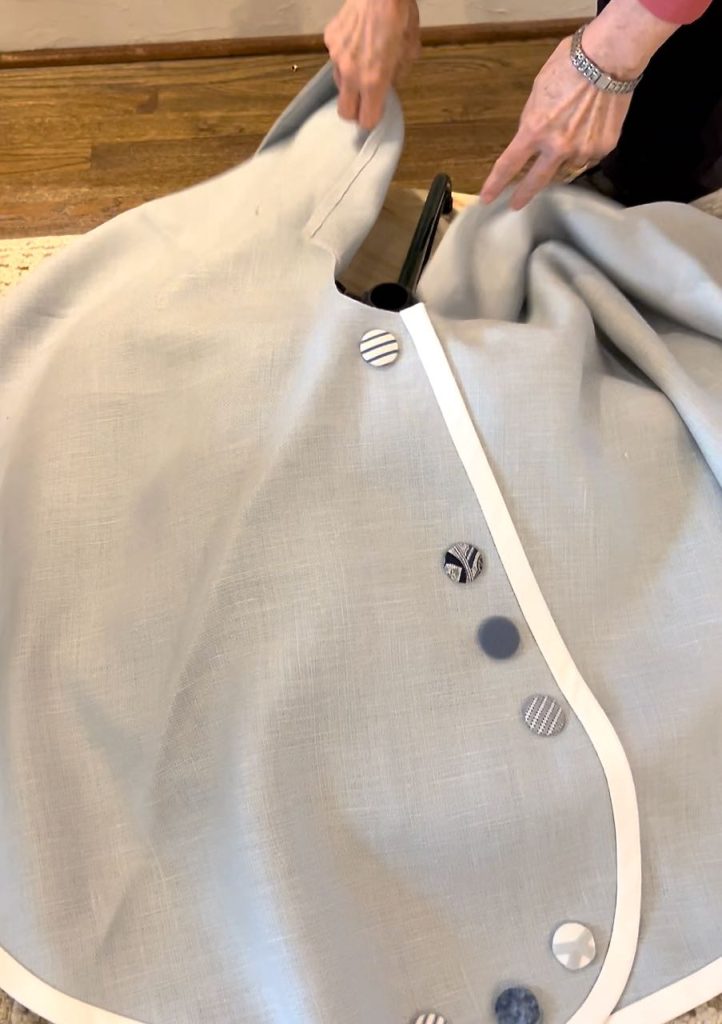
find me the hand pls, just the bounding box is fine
[480,0,677,209]
[324,0,421,131]
[479,35,633,210]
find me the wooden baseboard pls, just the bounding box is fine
[0,18,583,69]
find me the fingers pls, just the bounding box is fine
[481,134,592,212]
[332,62,343,95]
[358,69,393,130]
[405,3,422,60]
[332,68,389,131]
[510,152,566,209]
[324,0,420,131]
[480,110,617,209]
[332,63,397,130]
[479,133,536,205]
[336,71,361,122]
[325,12,362,124]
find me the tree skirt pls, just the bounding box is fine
[1,188,720,1024]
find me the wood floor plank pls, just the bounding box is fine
[89,135,260,185]
[0,38,559,237]
[0,142,91,179]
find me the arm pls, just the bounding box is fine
[583,0,682,76]
[637,0,713,23]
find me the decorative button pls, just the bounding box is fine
[478,616,520,659]
[444,543,483,584]
[522,694,567,737]
[494,987,541,1024]
[413,1015,447,1024]
[552,921,597,970]
[360,328,400,367]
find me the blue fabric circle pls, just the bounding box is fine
[478,616,521,659]
[494,987,541,1024]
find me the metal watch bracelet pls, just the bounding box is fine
[570,24,644,94]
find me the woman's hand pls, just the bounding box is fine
[324,0,421,131]
[480,0,678,209]
[479,37,634,210]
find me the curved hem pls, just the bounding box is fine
[2,943,719,1024]
[609,958,722,1023]
[0,947,147,1024]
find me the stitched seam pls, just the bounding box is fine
[303,133,384,246]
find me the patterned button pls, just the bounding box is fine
[478,616,520,659]
[522,694,567,737]
[444,543,483,584]
[413,1015,447,1024]
[552,921,597,970]
[494,987,541,1024]
[360,328,400,367]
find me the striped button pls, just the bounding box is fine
[444,543,483,584]
[413,1015,447,1024]
[522,694,567,737]
[360,328,400,367]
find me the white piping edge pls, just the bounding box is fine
[0,947,147,1024]
[609,957,722,1023]
[400,302,642,1024]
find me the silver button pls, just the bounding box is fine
[444,542,483,584]
[551,921,597,970]
[360,328,400,367]
[521,694,567,737]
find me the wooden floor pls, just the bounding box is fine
[0,38,559,238]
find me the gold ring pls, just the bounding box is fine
[563,162,592,182]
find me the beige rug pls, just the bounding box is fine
[1,189,721,1023]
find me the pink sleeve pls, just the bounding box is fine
[637,0,713,23]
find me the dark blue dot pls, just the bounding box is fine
[478,616,521,659]
[494,987,541,1024]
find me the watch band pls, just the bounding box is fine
[570,25,644,94]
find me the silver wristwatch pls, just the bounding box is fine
[570,24,644,94]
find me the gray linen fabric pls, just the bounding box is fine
[0,61,720,1024]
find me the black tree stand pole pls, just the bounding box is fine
[337,173,453,311]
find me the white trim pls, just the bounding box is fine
[401,303,643,1024]
[610,958,722,1024]
[0,946,147,1024]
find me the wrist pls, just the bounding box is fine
[582,0,678,78]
